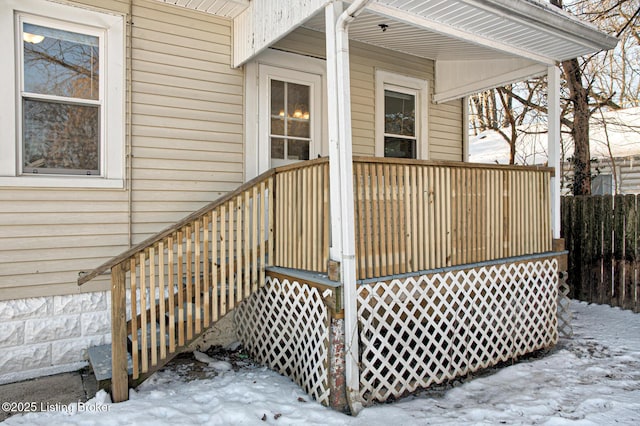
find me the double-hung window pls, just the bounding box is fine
[0,0,124,187]
[383,88,417,158]
[375,70,429,160]
[21,20,102,175]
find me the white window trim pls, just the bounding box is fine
[375,70,429,160]
[245,49,327,179]
[0,0,125,189]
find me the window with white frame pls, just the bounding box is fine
[375,70,428,160]
[0,0,124,188]
[383,88,417,158]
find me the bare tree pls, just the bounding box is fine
[470,0,639,194]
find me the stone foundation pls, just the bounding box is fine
[0,291,111,384]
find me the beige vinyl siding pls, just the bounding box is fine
[129,0,243,244]
[0,189,128,298]
[0,0,243,300]
[274,28,464,160]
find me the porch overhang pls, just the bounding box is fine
[232,0,617,101]
[154,0,250,19]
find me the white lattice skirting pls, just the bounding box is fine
[235,277,330,405]
[357,258,559,404]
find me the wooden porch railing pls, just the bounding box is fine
[270,156,552,280]
[352,157,553,280]
[272,158,330,273]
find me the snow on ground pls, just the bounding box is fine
[4,301,640,425]
[468,107,640,166]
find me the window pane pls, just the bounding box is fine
[384,136,415,159]
[592,174,613,195]
[23,98,100,174]
[23,23,99,100]
[385,90,415,137]
[271,138,285,160]
[288,139,310,161]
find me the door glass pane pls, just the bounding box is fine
[270,79,312,165]
[270,80,285,118]
[23,98,100,173]
[385,90,415,137]
[271,138,285,160]
[23,23,99,100]
[287,82,310,138]
[288,120,309,138]
[288,140,309,161]
[384,136,415,159]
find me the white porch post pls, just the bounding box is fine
[548,65,561,239]
[325,0,370,414]
[326,1,343,262]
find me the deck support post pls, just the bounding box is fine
[548,65,561,239]
[111,262,129,402]
[327,316,349,412]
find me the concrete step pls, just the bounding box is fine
[87,344,132,385]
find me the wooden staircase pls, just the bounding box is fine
[87,285,235,392]
[77,158,331,402]
[78,169,278,401]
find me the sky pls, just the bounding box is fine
[4,300,640,425]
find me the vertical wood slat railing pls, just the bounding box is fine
[352,157,553,280]
[273,158,331,273]
[79,170,275,402]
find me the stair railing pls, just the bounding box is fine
[78,169,276,402]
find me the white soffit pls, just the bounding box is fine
[154,0,249,18]
[302,0,618,63]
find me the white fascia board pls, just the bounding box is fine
[433,59,547,103]
[462,0,619,53]
[366,2,556,66]
[233,0,331,67]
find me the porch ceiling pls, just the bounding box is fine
[154,0,249,18]
[302,0,618,64]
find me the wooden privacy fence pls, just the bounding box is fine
[353,157,553,280]
[561,195,640,313]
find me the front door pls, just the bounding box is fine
[259,65,322,168]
